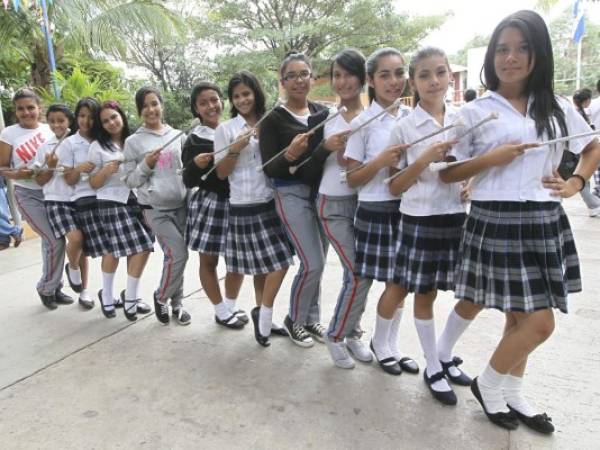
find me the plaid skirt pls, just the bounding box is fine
[74,196,106,258]
[455,201,581,313]
[354,200,401,282]
[45,201,78,239]
[97,199,154,258]
[185,189,228,255]
[394,213,466,293]
[226,200,294,275]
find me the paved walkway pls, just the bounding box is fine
[1,197,599,449]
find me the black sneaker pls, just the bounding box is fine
[304,322,326,343]
[54,288,75,305]
[38,292,57,310]
[172,307,191,326]
[283,315,314,348]
[154,291,170,325]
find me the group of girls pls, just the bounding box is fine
[1,9,599,435]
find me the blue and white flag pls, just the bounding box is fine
[573,0,585,43]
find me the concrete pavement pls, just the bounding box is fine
[1,196,599,449]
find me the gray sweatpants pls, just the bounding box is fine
[274,184,327,325]
[580,181,600,209]
[317,194,372,341]
[143,206,188,308]
[14,186,65,296]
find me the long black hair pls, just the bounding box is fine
[227,70,266,119]
[366,47,405,104]
[573,88,592,125]
[91,100,130,150]
[482,10,567,139]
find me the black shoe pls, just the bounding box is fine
[508,406,555,434]
[114,295,123,308]
[38,292,57,310]
[441,356,472,386]
[172,307,191,326]
[283,315,314,348]
[370,341,402,375]
[119,290,151,314]
[215,313,245,329]
[232,308,249,324]
[64,264,82,293]
[54,288,75,305]
[98,289,115,318]
[423,370,457,406]
[398,356,420,374]
[120,291,137,322]
[251,307,270,347]
[78,296,95,310]
[153,292,170,325]
[271,323,288,337]
[304,322,326,343]
[471,377,519,430]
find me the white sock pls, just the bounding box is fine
[126,276,140,300]
[372,314,394,363]
[214,301,231,321]
[438,309,472,378]
[224,297,237,312]
[389,307,403,359]
[68,265,82,284]
[503,375,537,417]
[259,305,273,337]
[79,288,91,301]
[101,271,115,309]
[478,364,509,414]
[415,318,450,392]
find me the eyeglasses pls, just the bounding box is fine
[283,71,312,82]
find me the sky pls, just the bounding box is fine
[394,0,600,53]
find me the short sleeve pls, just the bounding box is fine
[448,111,475,161]
[58,139,74,167]
[561,98,594,155]
[387,123,408,169]
[213,123,229,164]
[0,127,14,146]
[344,118,366,163]
[88,142,102,174]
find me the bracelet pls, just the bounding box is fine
[569,174,586,192]
[228,152,240,158]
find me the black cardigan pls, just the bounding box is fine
[181,133,230,198]
[258,102,329,187]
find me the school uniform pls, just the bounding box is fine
[388,104,466,293]
[307,110,373,341]
[450,91,593,313]
[87,140,154,258]
[124,125,188,305]
[181,125,230,255]
[344,101,410,282]
[258,102,329,326]
[0,124,65,296]
[61,133,105,258]
[214,115,293,275]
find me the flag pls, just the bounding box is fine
[573,0,585,43]
[11,0,20,11]
[2,0,8,10]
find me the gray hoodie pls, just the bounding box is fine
[123,125,187,209]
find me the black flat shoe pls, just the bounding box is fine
[508,406,555,434]
[271,323,288,337]
[441,356,472,386]
[64,264,82,293]
[78,297,95,310]
[370,341,402,375]
[423,370,457,406]
[251,307,270,347]
[54,289,75,305]
[119,290,151,314]
[38,292,57,310]
[98,289,115,318]
[232,308,249,324]
[471,377,519,430]
[215,314,245,329]
[121,291,137,322]
[398,356,420,374]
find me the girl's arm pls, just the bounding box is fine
[0,141,34,180]
[346,144,407,189]
[89,162,118,189]
[388,140,455,196]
